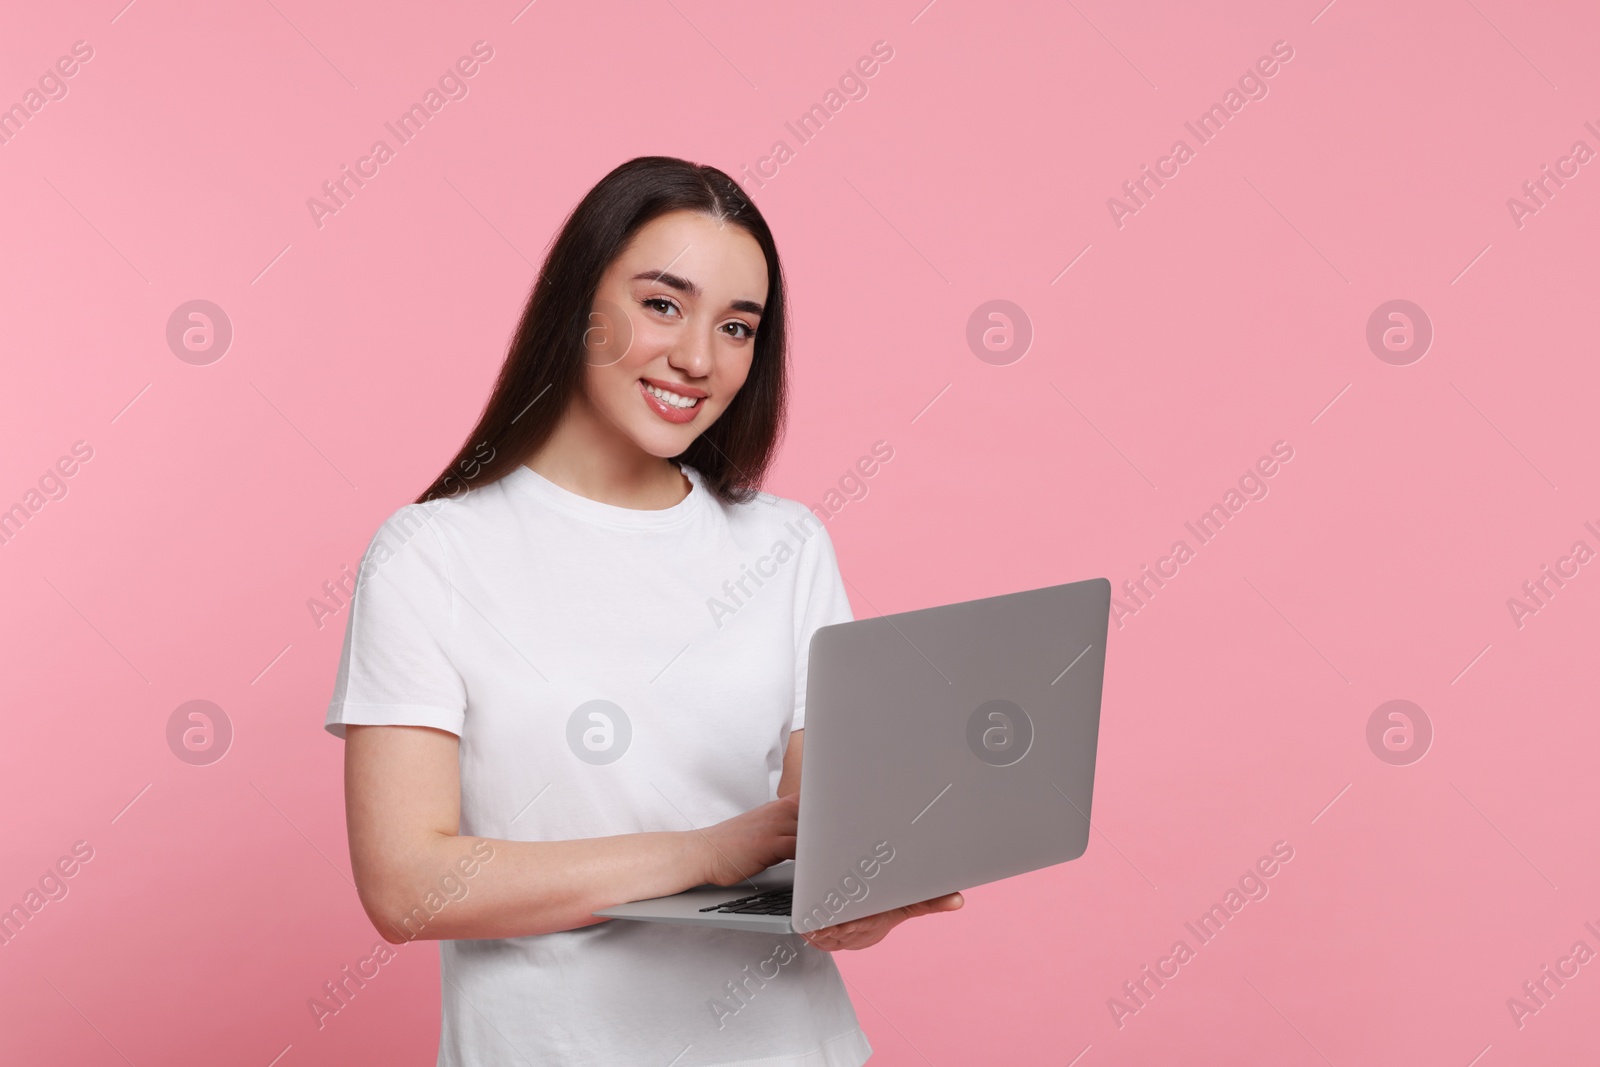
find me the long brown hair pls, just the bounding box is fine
[415,156,788,507]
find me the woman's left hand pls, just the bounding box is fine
[797,892,964,952]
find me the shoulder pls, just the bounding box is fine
[365,470,525,556]
[366,495,460,551]
[357,482,507,581]
[353,500,456,591]
[705,481,842,576]
[710,479,828,539]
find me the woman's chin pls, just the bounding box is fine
[626,425,700,460]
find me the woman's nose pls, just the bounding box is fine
[669,327,714,377]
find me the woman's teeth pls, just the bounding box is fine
[645,383,699,408]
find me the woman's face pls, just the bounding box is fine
[581,209,769,460]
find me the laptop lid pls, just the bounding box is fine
[790,577,1111,934]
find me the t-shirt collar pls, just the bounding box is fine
[502,462,708,529]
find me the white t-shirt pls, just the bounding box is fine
[324,461,872,1067]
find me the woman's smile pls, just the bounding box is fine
[638,376,706,424]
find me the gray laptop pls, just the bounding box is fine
[593,576,1111,935]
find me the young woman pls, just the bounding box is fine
[324,156,961,1067]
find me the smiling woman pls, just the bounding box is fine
[322,157,950,1067]
[413,156,788,510]
[558,208,770,481]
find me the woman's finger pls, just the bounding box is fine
[898,892,964,918]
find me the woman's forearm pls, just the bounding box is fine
[343,725,797,943]
[364,829,711,943]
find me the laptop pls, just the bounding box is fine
[592,576,1111,935]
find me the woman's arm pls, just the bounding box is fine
[344,724,799,944]
[777,729,802,798]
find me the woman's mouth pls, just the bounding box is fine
[639,378,704,424]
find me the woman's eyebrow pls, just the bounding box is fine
[632,269,700,297]
[631,269,764,316]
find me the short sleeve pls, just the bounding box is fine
[791,513,854,732]
[324,503,467,739]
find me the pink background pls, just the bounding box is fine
[2,0,1597,1063]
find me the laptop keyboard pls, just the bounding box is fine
[698,887,793,915]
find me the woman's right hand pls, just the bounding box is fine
[695,793,800,887]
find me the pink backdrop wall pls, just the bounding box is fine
[2,1,1596,1063]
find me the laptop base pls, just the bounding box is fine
[593,863,796,934]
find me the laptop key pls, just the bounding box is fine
[699,887,793,914]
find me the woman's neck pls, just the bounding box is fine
[523,395,690,510]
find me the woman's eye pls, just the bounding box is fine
[723,321,755,339]
[643,297,678,316]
